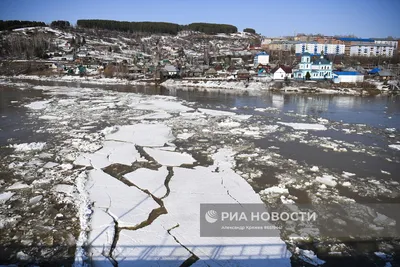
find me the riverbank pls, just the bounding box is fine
[161,78,391,96]
[0,74,394,97]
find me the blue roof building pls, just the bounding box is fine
[294,52,333,80]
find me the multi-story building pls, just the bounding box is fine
[337,37,375,56]
[295,42,345,56]
[253,52,269,67]
[293,52,333,80]
[269,41,299,51]
[374,39,398,50]
[349,43,395,57]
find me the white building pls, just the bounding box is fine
[374,40,398,50]
[272,65,292,80]
[349,43,395,57]
[253,52,269,67]
[333,71,364,83]
[295,43,345,55]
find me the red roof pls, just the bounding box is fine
[271,65,292,74]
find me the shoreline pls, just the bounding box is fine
[0,74,393,96]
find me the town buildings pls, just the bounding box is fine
[349,43,395,57]
[295,42,345,56]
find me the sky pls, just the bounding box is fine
[0,0,399,38]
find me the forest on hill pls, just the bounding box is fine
[77,19,239,34]
[0,20,46,31]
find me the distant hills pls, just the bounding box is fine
[0,19,243,35]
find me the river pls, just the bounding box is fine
[0,79,399,266]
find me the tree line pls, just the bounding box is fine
[0,19,241,35]
[76,19,238,34]
[0,20,46,31]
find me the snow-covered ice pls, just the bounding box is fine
[143,147,196,166]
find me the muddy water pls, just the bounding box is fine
[1,80,400,266]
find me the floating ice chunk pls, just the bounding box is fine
[342,171,355,177]
[43,162,59,169]
[24,100,50,110]
[388,144,400,151]
[316,175,337,187]
[177,132,194,140]
[310,166,319,172]
[10,142,46,152]
[342,182,352,187]
[296,248,326,266]
[124,167,168,198]
[278,122,327,131]
[105,123,174,147]
[87,169,159,227]
[374,251,392,261]
[260,186,289,196]
[0,192,15,204]
[7,182,30,190]
[101,126,118,135]
[381,170,391,175]
[132,111,173,120]
[39,115,58,120]
[29,195,43,205]
[133,98,193,113]
[144,147,195,166]
[87,207,115,260]
[52,184,75,196]
[198,108,235,117]
[218,120,241,128]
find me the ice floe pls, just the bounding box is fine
[143,147,196,166]
[277,122,327,131]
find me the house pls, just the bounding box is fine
[237,69,250,80]
[205,68,217,77]
[271,65,293,80]
[377,70,394,80]
[253,52,269,67]
[293,52,333,80]
[128,65,141,74]
[193,67,203,77]
[163,65,179,77]
[333,71,364,83]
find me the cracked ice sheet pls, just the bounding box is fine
[124,167,168,198]
[114,220,192,267]
[105,123,174,147]
[277,122,327,131]
[143,147,196,166]
[74,141,140,168]
[160,148,291,266]
[87,169,159,228]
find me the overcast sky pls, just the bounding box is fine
[1,0,399,38]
